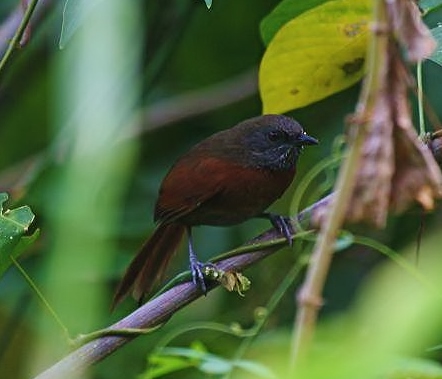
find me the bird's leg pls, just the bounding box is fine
[187,226,208,294]
[260,213,294,246]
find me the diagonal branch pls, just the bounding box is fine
[32,195,332,379]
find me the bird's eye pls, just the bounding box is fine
[267,130,286,142]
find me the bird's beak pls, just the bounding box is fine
[298,132,318,146]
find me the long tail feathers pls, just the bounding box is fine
[112,223,185,309]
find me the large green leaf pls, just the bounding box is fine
[0,192,36,277]
[259,0,371,114]
[59,0,104,49]
[260,0,331,46]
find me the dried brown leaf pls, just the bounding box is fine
[345,8,442,227]
[347,96,394,227]
[218,271,251,296]
[390,117,442,213]
[389,0,436,61]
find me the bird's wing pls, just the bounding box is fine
[154,156,230,224]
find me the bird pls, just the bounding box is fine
[112,114,318,308]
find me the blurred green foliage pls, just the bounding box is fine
[1,1,442,379]
[0,192,37,276]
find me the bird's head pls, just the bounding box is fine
[239,114,318,170]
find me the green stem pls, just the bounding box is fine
[211,230,314,262]
[10,255,70,341]
[290,153,343,233]
[0,0,40,74]
[154,321,257,352]
[416,62,426,135]
[72,326,162,348]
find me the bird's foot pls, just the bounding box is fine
[266,213,294,246]
[190,259,218,295]
[187,226,218,294]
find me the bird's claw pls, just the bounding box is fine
[268,214,294,246]
[190,260,217,294]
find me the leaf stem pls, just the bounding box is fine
[0,0,39,74]
[10,255,70,341]
[416,62,426,135]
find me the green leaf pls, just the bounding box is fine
[204,0,212,9]
[260,0,331,46]
[59,0,104,49]
[143,343,275,379]
[259,0,371,113]
[420,0,442,14]
[0,193,36,277]
[143,343,209,379]
[9,229,40,257]
[143,355,192,379]
[428,26,442,67]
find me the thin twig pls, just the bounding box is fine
[0,0,40,74]
[11,256,70,340]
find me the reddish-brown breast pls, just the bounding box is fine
[155,154,296,226]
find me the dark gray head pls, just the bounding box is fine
[236,114,318,170]
[191,114,318,171]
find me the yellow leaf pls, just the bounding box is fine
[259,0,371,114]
